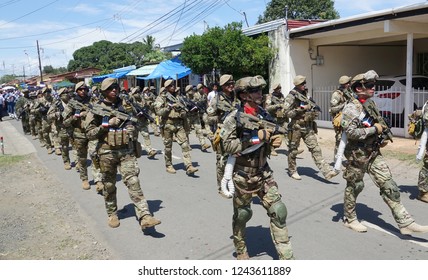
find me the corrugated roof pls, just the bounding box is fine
[242,19,324,36]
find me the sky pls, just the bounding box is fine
[0,0,425,78]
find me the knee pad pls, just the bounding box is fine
[125,175,140,189]
[233,206,253,226]
[380,179,401,202]
[268,201,288,228]
[181,142,191,153]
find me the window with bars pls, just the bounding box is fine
[417,53,428,76]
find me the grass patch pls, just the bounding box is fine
[382,150,422,167]
[0,154,28,166]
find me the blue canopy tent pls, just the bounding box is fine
[142,56,191,80]
[91,65,136,83]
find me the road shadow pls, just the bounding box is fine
[230,225,278,260]
[294,166,339,184]
[399,185,419,201]
[173,162,200,178]
[330,202,428,241]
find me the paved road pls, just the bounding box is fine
[1,118,428,260]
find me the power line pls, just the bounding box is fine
[0,0,61,28]
[166,0,188,47]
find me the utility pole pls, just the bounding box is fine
[37,40,43,84]
[242,12,249,27]
[23,65,25,82]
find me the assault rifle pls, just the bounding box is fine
[180,96,206,113]
[122,95,155,122]
[165,92,187,112]
[292,90,321,112]
[362,99,393,144]
[68,99,138,124]
[236,111,287,135]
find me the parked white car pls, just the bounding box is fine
[372,75,428,128]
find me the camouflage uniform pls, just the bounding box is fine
[27,92,38,139]
[417,100,428,202]
[265,85,288,154]
[14,90,31,134]
[207,74,239,187]
[341,70,428,235]
[219,75,294,260]
[184,86,211,151]
[129,88,157,158]
[85,77,160,229]
[47,88,73,169]
[329,76,352,157]
[154,81,198,175]
[63,85,91,189]
[143,87,159,136]
[284,79,336,180]
[34,89,54,153]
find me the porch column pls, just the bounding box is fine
[404,33,413,138]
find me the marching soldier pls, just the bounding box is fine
[283,75,339,181]
[219,75,294,260]
[63,81,91,190]
[184,84,211,152]
[329,75,352,158]
[15,89,31,134]
[341,70,428,235]
[154,79,198,175]
[47,87,73,170]
[85,78,161,230]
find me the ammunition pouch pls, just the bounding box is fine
[106,128,129,147]
[333,111,342,129]
[134,141,142,158]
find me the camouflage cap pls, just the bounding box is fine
[339,75,352,85]
[131,86,140,95]
[100,78,118,91]
[219,74,233,86]
[293,75,306,86]
[57,87,67,95]
[351,70,378,84]
[235,77,252,94]
[164,79,174,87]
[91,86,97,92]
[150,86,156,90]
[74,81,86,91]
[185,85,194,92]
[272,83,281,90]
[142,86,149,92]
[196,83,204,90]
[248,75,267,89]
[159,87,165,94]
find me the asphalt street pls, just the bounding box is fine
[1,117,428,260]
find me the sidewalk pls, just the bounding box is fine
[0,118,36,156]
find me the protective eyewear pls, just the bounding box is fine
[107,84,120,91]
[225,81,235,86]
[363,82,375,89]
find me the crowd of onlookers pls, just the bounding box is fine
[0,87,22,121]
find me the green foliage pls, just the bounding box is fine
[0,74,17,84]
[257,0,339,23]
[43,65,68,75]
[181,22,273,80]
[67,38,170,72]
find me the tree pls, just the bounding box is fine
[180,22,273,81]
[257,0,339,23]
[0,74,16,84]
[67,39,170,72]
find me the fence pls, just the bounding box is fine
[312,86,428,137]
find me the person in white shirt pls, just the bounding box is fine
[207,82,219,105]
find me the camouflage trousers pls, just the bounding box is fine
[232,167,294,260]
[41,118,53,149]
[21,114,30,134]
[57,127,71,164]
[188,114,209,147]
[287,125,331,176]
[343,147,413,228]
[29,115,37,137]
[138,122,155,153]
[98,148,150,220]
[162,121,192,168]
[74,137,88,181]
[418,151,428,193]
[88,139,102,183]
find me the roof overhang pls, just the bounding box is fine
[289,2,428,46]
